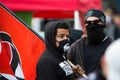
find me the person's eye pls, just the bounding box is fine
[85,21,91,24]
[94,20,101,24]
[59,35,64,38]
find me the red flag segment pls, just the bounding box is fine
[0,3,45,80]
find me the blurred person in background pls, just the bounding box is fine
[104,8,115,40]
[101,38,120,80]
[70,29,83,44]
[112,13,120,40]
[104,8,120,40]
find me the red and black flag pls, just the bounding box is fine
[0,3,45,80]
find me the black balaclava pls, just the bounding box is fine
[84,9,106,45]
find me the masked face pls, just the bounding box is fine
[86,23,106,45]
[57,39,71,54]
[55,28,70,54]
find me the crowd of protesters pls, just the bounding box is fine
[36,8,120,80]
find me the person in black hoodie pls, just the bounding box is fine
[36,21,81,80]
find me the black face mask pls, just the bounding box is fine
[86,23,106,45]
[57,39,71,55]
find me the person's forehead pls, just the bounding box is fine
[86,16,99,21]
[56,28,69,34]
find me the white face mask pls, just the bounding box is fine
[106,15,112,23]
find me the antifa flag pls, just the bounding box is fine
[0,3,45,80]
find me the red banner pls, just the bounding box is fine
[0,3,45,80]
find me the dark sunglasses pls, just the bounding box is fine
[85,20,101,25]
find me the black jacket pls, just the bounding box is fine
[68,37,112,75]
[36,21,74,80]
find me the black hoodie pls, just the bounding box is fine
[36,21,74,80]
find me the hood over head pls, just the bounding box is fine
[44,21,70,52]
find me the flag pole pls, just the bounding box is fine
[63,56,88,78]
